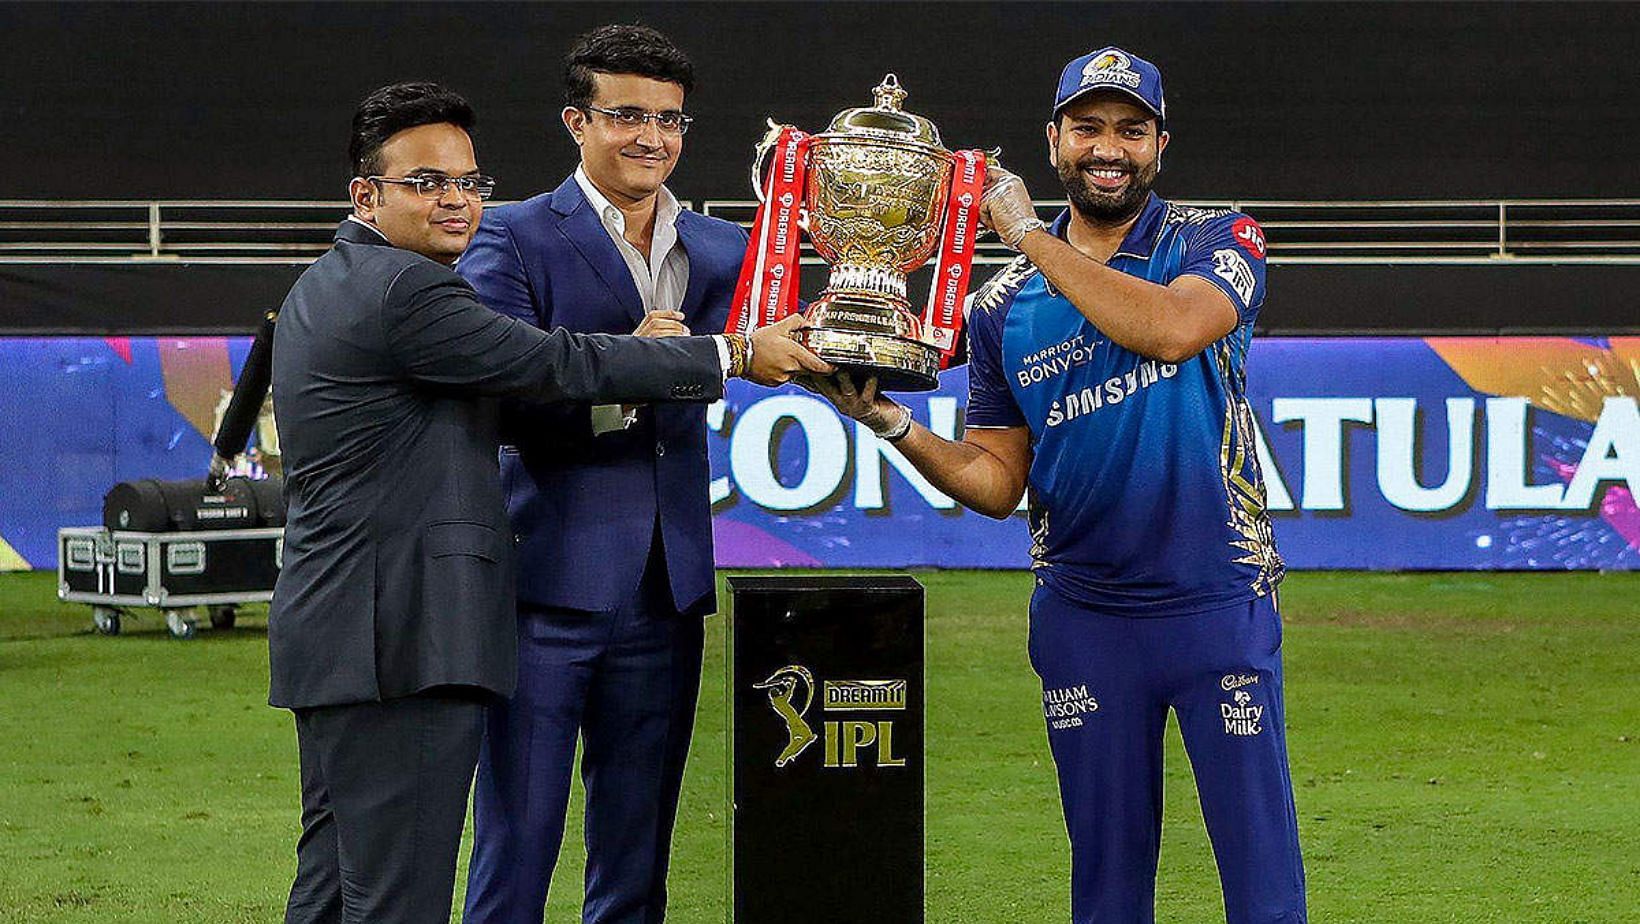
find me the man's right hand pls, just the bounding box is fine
[744,313,834,385]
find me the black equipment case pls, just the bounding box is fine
[59,476,285,639]
[58,526,283,638]
[103,476,285,532]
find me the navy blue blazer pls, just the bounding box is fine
[269,220,725,708]
[458,177,749,617]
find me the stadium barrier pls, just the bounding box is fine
[4,198,1640,263]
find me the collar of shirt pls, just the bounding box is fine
[574,165,681,251]
[1048,191,1165,261]
[344,214,391,242]
[572,165,688,313]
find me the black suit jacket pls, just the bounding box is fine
[268,220,723,709]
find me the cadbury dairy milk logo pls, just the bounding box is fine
[1221,689,1264,736]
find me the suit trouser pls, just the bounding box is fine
[1029,582,1307,924]
[464,543,705,924]
[284,688,488,924]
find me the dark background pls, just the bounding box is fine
[8,1,1638,202]
[4,1,1637,334]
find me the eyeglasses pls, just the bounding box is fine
[583,105,693,136]
[368,173,497,201]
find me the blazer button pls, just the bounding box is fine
[655,441,666,457]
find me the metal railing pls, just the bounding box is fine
[4,198,1640,264]
[0,200,349,263]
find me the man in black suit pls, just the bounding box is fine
[270,82,825,924]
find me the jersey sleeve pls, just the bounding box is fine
[963,298,1026,429]
[1179,212,1268,324]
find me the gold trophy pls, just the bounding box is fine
[750,75,984,392]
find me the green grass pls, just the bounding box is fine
[1,570,1637,922]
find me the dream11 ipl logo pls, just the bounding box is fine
[754,665,908,769]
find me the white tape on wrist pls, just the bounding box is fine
[874,403,914,442]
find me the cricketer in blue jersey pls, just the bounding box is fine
[807,47,1305,924]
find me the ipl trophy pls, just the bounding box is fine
[728,74,990,392]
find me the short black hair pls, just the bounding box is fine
[348,82,476,177]
[563,24,694,110]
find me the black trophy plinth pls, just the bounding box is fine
[728,574,925,924]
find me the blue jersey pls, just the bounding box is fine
[965,193,1284,616]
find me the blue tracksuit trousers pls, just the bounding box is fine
[1029,582,1307,924]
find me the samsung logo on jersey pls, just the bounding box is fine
[1044,360,1179,427]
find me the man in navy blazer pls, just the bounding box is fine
[459,26,813,924]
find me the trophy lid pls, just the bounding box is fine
[823,74,944,148]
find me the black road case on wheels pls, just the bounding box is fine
[57,526,283,639]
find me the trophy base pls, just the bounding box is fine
[801,327,941,393]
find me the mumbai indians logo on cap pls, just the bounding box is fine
[1081,49,1142,89]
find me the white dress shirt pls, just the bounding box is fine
[573,166,690,314]
[573,167,724,433]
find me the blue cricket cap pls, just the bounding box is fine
[1053,47,1166,126]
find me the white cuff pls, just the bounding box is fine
[711,332,754,380]
[713,335,731,380]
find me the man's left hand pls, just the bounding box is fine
[634,309,690,338]
[798,371,907,437]
[980,165,1044,249]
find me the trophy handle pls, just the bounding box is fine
[750,118,794,203]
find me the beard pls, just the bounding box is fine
[1057,149,1159,225]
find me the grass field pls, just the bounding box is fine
[1,569,1636,923]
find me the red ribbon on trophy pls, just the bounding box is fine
[921,149,987,367]
[728,127,811,335]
